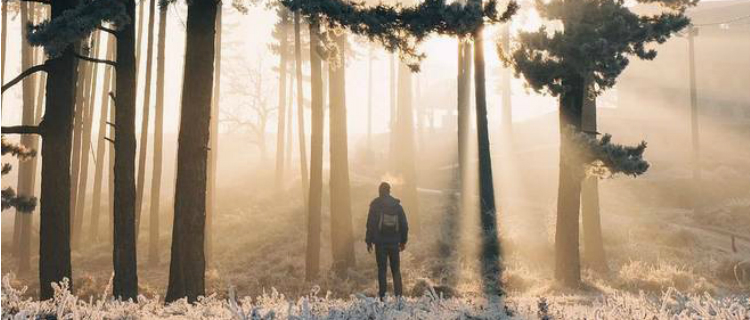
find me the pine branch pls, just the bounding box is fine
[96,25,118,36]
[21,0,51,4]
[284,0,517,71]
[1,125,42,135]
[571,129,650,178]
[28,0,129,57]
[1,137,37,159]
[75,53,117,68]
[2,187,37,213]
[2,64,48,93]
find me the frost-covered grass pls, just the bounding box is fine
[3,275,749,319]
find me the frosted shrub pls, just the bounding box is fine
[3,275,749,319]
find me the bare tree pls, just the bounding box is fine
[220,59,276,162]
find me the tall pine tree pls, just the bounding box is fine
[3,0,127,299]
[166,0,218,303]
[505,0,688,285]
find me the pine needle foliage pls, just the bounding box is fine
[1,137,37,213]
[27,0,129,57]
[283,0,518,70]
[502,0,695,96]
[570,129,650,178]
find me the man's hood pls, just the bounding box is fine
[376,194,400,207]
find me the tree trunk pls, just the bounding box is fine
[457,39,471,210]
[415,75,424,153]
[206,4,221,266]
[394,62,420,232]
[135,0,157,237]
[108,86,115,246]
[165,0,217,303]
[580,83,607,272]
[554,74,585,287]
[73,32,101,249]
[366,48,373,153]
[687,26,701,210]
[329,34,355,272]
[15,1,37,273]
[388,53,396,168]
[285,66,294,174]
[69,42,91,236]
[500,25,512,143]
[305,19,323,281]
[89,33,115,243]
[1,0,7,89]
[135,0,145,65]
[148,2,168,266]
[38,0,80,300]
[294,11,308,204]
[275,10,289,189]
[321,61,328,110]
[107,78,116,246]
[473,22,502,296]
[112,0,139,300]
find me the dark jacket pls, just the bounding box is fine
[366,195,408,245]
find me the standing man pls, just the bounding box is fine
[366,182,409,299]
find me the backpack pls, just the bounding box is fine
[379,206,400,235]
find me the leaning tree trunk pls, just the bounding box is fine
[554,74,585,287]
[112,0,139,300]
[394,62,420,232]
[206,3,222,265]
[165,0,217,303]
[38,0,80,300]
[275,9,289,189]
[305,19,323,281]
[329,34,355,272]
[473,21,502,297]
[15,1,37,273]
[73,32,101,249]
[293,11,308,204]
[89,33,115,243]
[580,83,607,272]
[135,0,157,237]
[148,2,168,266]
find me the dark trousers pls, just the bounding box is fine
[375,243,402,298]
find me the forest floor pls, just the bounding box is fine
[2,170,750,318]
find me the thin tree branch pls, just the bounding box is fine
[104,137,115,144]
[2,125,41,135]
[2,64,48,93]
[21,0,50,4]
[106,121,116,128]
[75,54,117,68]
[96,25,118,36]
